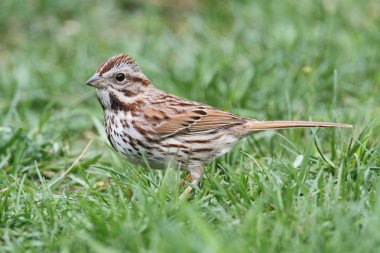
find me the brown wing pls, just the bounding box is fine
[153,107,246,137]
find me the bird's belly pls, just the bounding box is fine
[108,130,220,170]
[107,131,166,168]
[159,132,240,167]
[105,111,240,169]
[107,122,183,169]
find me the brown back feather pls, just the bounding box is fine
[154,107,245,137]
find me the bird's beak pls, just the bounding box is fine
[86,73,102,88]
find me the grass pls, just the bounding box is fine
[1,0,379,252]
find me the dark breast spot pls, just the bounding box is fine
[122,120,130,128]
[136,139,150,150]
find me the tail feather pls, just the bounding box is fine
[248,120,352,131]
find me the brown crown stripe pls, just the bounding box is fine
[97,54,136,75]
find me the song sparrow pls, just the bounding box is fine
[86,54,352,198]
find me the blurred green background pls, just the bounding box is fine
[0,0,379,252]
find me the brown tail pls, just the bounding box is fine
[248,120,352,131]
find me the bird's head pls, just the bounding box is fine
[86,54,151,109]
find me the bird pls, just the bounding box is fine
[86,54,352,198]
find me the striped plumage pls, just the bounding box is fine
[86,54,352,198]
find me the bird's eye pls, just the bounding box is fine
[115,73,126,82]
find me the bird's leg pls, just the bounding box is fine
[179,166,203,199]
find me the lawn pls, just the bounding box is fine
[1,0,379,252]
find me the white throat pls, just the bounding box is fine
[96,88,111,109]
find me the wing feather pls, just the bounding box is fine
[153,107,245,137]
